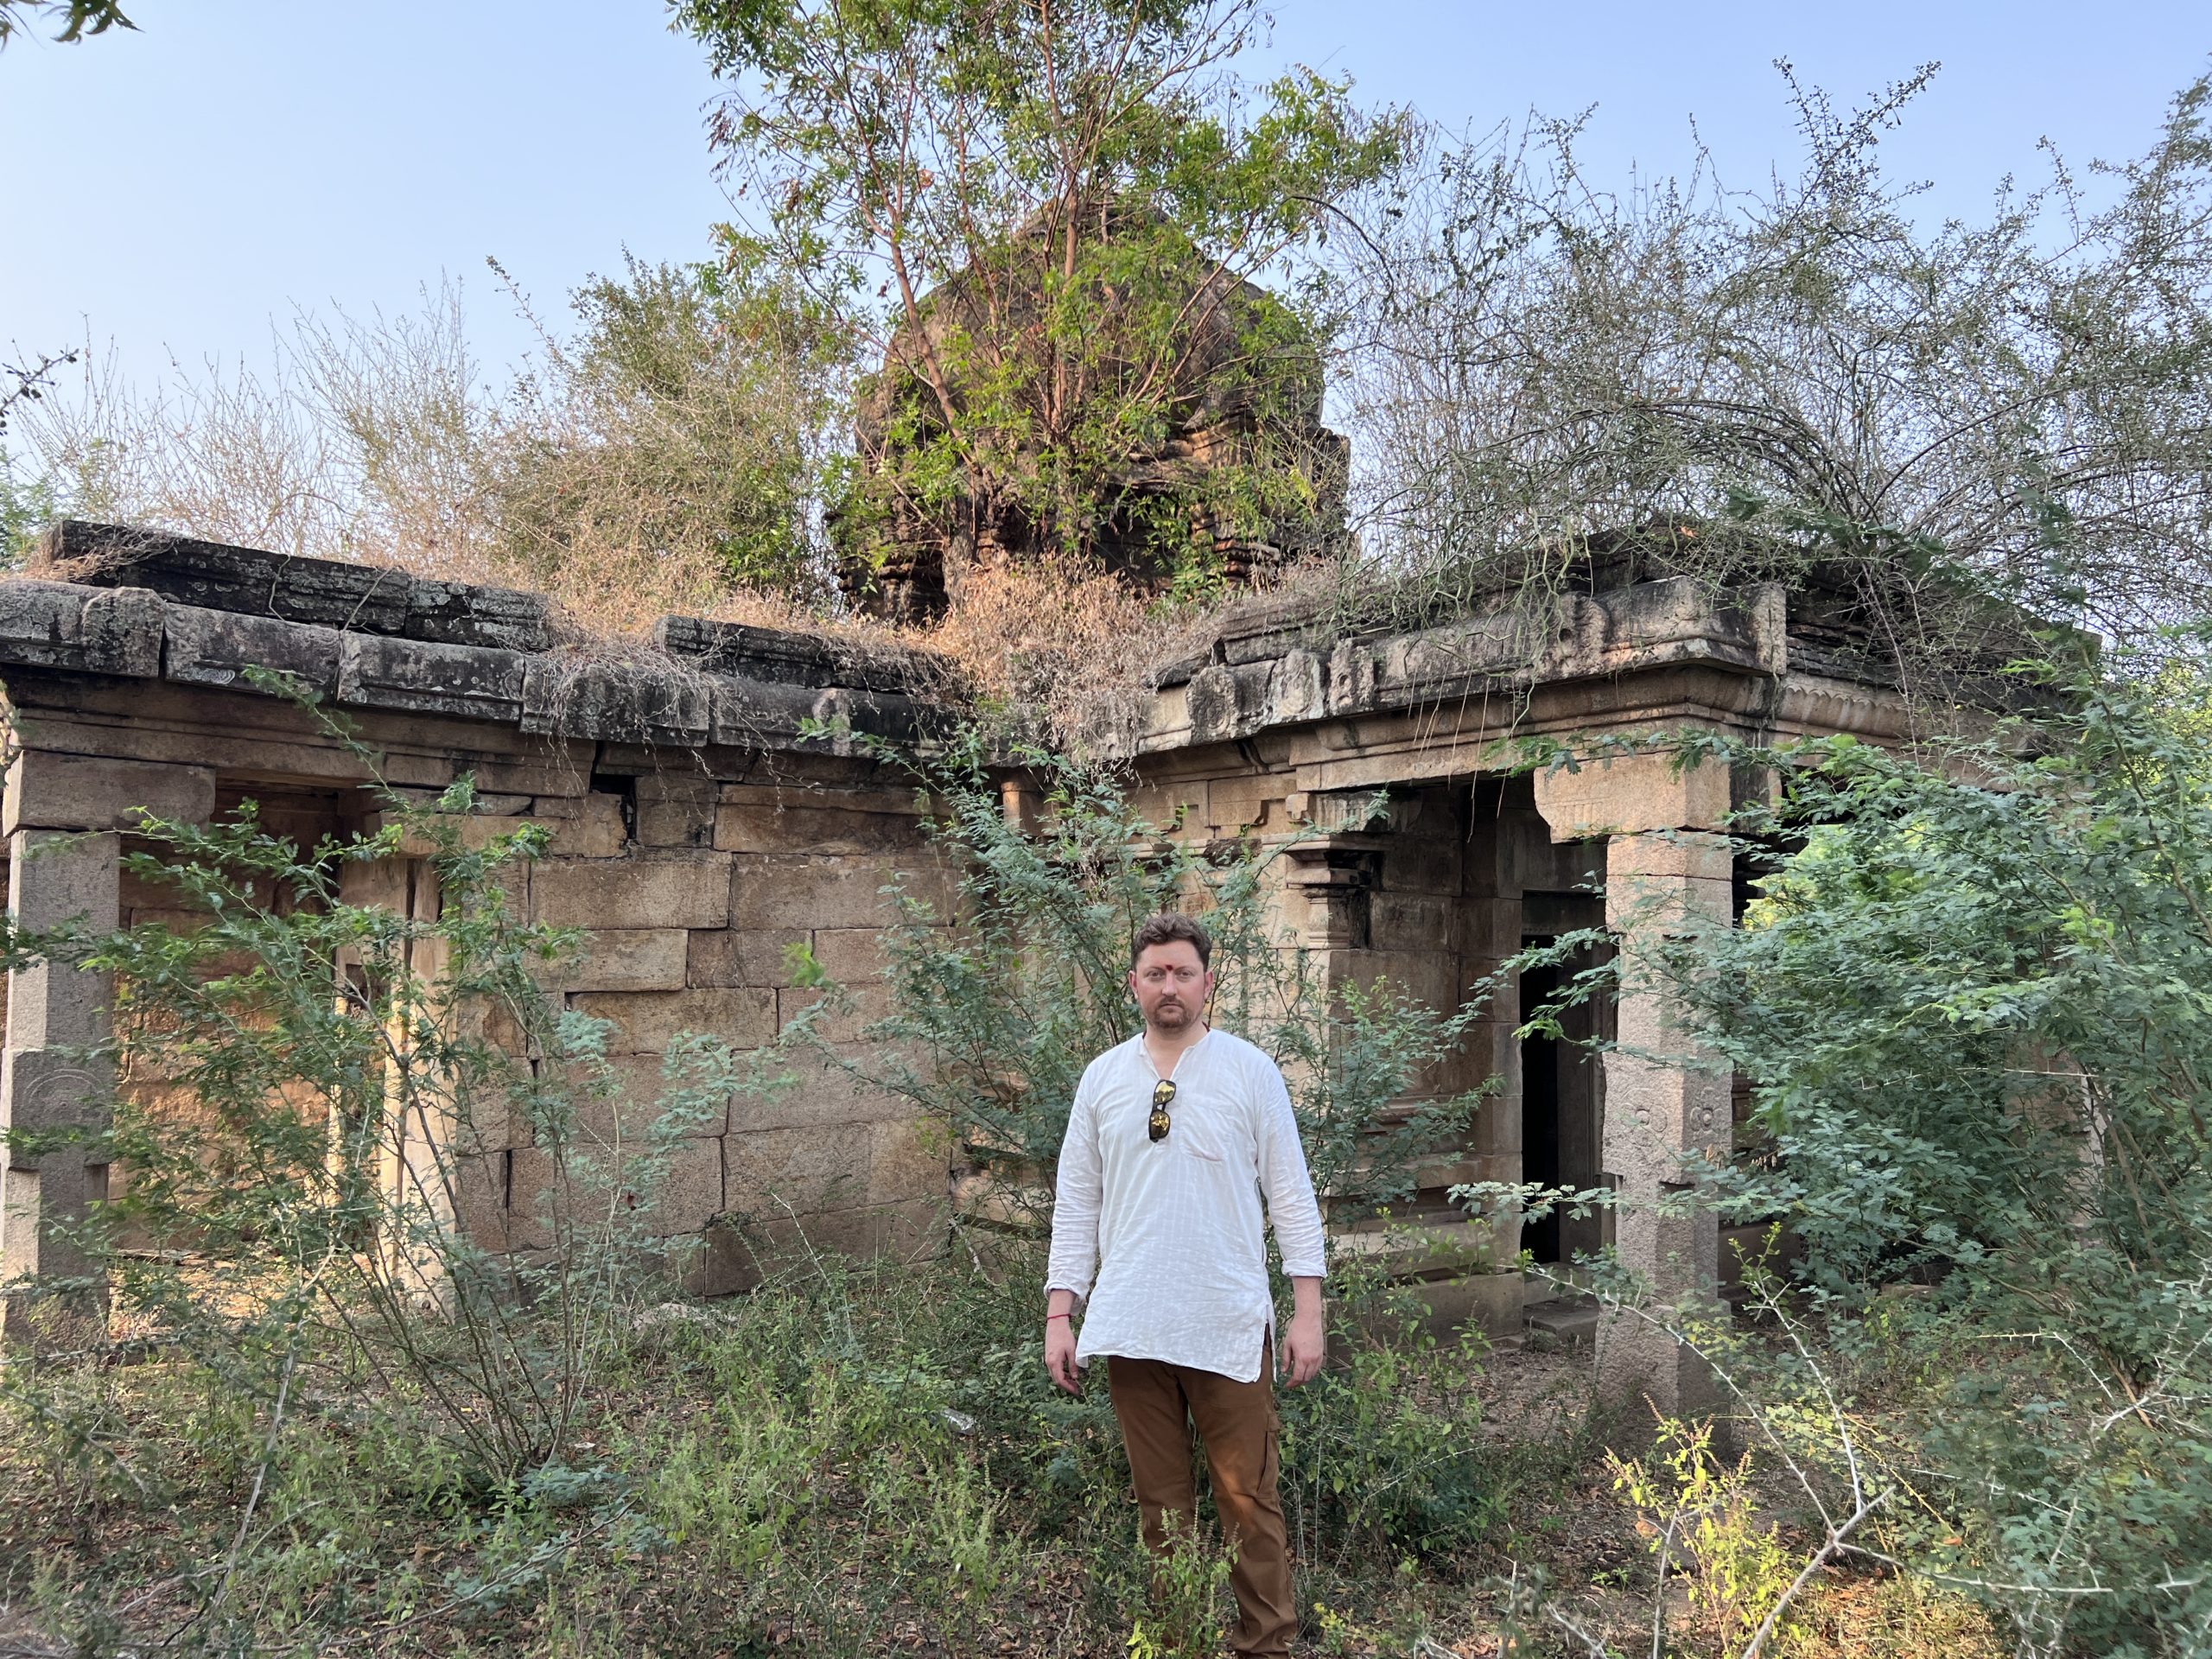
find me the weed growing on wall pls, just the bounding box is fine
[1674,648,2212,1656]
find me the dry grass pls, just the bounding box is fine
[9,282,1274,754]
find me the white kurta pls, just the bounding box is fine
[1045,1028,1327,1383]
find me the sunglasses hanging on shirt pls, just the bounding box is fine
[1148,1078,1176,1142]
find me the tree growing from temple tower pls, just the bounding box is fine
[673,0,1402,618]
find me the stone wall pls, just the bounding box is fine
[0,526,958,1331]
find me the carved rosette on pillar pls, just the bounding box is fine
[0,749,215,1346]
[1533,749,1735,1421]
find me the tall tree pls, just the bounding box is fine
[673,0,1401,607]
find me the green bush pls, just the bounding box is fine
[1654,642,2212,1656]
[781,731,1497,1227]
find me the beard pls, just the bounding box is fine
[1147,998,1195,1031]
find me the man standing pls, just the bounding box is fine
[1046,912,1327,1659]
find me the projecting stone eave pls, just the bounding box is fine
[1129,575,1841,754]
[2,524,944,760]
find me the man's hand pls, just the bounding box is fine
[1046,1292,1083,1394]
[1046,1318,1083,1394]
[1284,1277,1325,1387]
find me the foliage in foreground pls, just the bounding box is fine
[3,1236,1583,1658]
[1500,639,2212,1657]
[774,732,1491,1235]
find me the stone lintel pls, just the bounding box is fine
[521,659,712,746]
[654,612,931,695]
[0,579,162,678]
[1533,751,1733,842]
[5,751,217,836]
[336,633,529,723]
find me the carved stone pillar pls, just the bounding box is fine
[1534,751,1733,1420]
[0,831,120,1344]
[1597,830,1732,1416]
[1281,835,1380,951]
[1,751,213,1345]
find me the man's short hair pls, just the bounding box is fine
[1131,912,1212,970]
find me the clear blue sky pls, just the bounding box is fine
[3,0,2207,391]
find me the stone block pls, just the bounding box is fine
[79,587,164,677]
[1400,1270,1525,1342]
[1532,752,1731,841]
[546,1051,728,1145]
[0,1156,102,1287]
[520,660,711,746]
[336,635,527,723]
[0,1049,114,1171]
[6,831,120,1052]
[807,927,899,985]
[868,1116,948,1206]
[5,753,216,835]
[1605,832,1732,938]
[649,1138,727,1236]
[375,791,626,861]
[1367,893,1454,955]
[550,793,628,857]
[1202,778,1279,834]
[1335,949,1468,1014]
[638,772,726,804]
[532,853,732,931]
[163,605,341,695]
[403,577,556,653]
[1374,836,1464,897]
[452,1152,513,1251]
[779,982,891,1045]
[728,854,953,931]
[1128,784,1205,834]
[44,522,554,650]
[571,988,777,1053]
[1605,830,1733,886]
[533,929,690,994]
[708,677,824,747]
[638,798,716,849]
[727,1044,916,1131]
[0,581,97,673]
[502,1145,585,1252]
[724,1122,872,1215]
[687,928,806,988]
[506,1134,723,1249]
[337,855,412,917]
[714,804,921,855]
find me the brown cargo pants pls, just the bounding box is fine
[1105,1342,1295,1657]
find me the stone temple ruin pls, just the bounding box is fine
[0,518,1922,1413]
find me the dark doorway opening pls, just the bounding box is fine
[1519,955,1567,1265]
[1517,906,1607,1266]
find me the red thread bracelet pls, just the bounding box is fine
[1046,1312,1071,1322]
